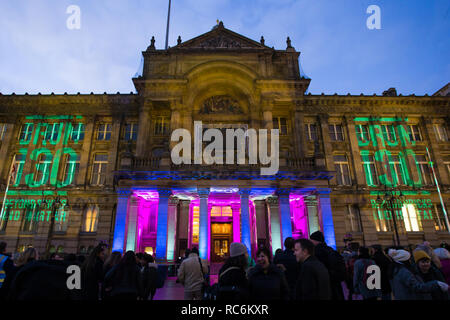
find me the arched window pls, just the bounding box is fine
[82,205,99,232]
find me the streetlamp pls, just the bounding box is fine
[42,190,70,258]
[376,187,405,247]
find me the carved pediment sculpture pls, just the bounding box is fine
[199,95,244,114]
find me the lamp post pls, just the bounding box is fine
[43,191,69,258]
[376,187,405,247]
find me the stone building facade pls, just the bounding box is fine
[0,22,449,261]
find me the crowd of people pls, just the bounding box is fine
[0,241,159,300]
[0,230,449,301]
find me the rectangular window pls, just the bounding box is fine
[21,204,37,233]
[346,205,362,232]
[305,124,317,141]
[71,123,85,141]
[0,123,7,140]
[12,154,26,186]
[416,155,433,186]
[273,117,288,135]
[389,155,407,185]
[402,204,422,232]
[334,155,351,185]
[91,154,108,185]
[433,204,449,231]
[36,154,52,186]
[373,208,394,232]
[434,124,449,142]
[19,123,34,142]
[444,155,450,179]
[355,124,370,143]
[63,154,80,185]
[362,154,379,186]
[45,123,61,142]
[97,124,111,141]
[329,124,344,141]
[124,123,138,141]
[154,117,169,136]
[407,125,422,142]
[382,125,396,143]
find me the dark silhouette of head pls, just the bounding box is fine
[284,237,295,250]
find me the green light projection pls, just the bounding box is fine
[1,116,84,223]
[355,117,434,221]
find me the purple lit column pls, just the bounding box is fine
[112,188,131,253]
[198,188,210,260]
[156,188,172,260]
[317,188,337,249]
[277,188,292,246]
[125,196,139,252]
[231,203,241,243]
[239,188,251,254]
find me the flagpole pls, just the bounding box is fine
[426,147,450,233]
[0,155,16,220]
[165,0,172,50]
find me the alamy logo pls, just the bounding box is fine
[170,121,279,175]
[66,265,81,290]
[366,265,381,290]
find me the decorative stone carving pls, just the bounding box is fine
[199,95,244,114]
[199,35,242,48]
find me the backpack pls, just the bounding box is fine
[326,247,347,282]
[0,254,7,288]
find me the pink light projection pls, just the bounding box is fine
[289,195,308,239]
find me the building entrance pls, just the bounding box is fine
[211,223,232,263]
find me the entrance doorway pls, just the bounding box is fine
[211,223,232,263]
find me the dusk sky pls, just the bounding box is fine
[0,0,448,95]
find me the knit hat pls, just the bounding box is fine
[434,248,450,260]
[230,242,248,258]
[310,231,325,243]
[388,249,411,262]
[413,250,431,263]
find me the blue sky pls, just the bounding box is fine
[0,0,448,95]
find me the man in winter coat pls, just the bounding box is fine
[294,239,331,300]
[273,237,299,300]
[177,247,208,300]
[310,231,346,300]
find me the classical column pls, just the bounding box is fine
[266,196,282,256]
[345,116,365,186]
[198,188,210,260]
[106,116,122,186]
[155,188,172,260]
[231,203,241,243]
[253,200,267,245]
[277,188,292,245]
[318,114,335,174]
[239,188,252,254]
[317,188,337,249]
[112,188,131,253]
[178,200,190,248]
[294,110,306,158]
[305,196,320,235]
[166,196,179,262]
[125,196,139,252]
[136,102,152,157]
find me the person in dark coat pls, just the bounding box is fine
[310,231,345,300]
[141,253,158,300]
[412,250,449,300]
[370,244,393,300]
[218,242,249,300]
[81,243,106,300]
[273,237,298,300]
[294,238,331,300]
[248,247,290,300]
[104,251,143,300]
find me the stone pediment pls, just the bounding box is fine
[176,22,267,49]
